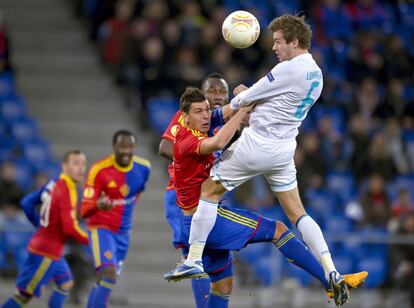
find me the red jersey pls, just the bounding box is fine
[174,126,214,210]
[28,174,88,260]
[162,110,185,190]
[80,155,151,233]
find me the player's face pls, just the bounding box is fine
[272,30,296,62]
[113,135,136,167]
[63,153,86,183]
[203,78,229,109]
[185,101,211,133]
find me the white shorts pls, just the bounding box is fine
[211,127,297,192]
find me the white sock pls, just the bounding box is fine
[186,199,218,264]
[297,215,337,280]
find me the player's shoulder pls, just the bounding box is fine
[133,155,151,169]
[87,156,114,182]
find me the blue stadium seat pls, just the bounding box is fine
[146,97,179,135]
[326,172,356,204]
[333,256,354,274]
[0,72,15,99]
[325,216,353,234]
[0,95,27,121]
[12,159,33,191]
[357,257,387,288]
[0,136,15,163]
[21,139,53,172]
[10,117,39,144]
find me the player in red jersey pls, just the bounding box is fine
[2,150,88,308]
[159,74,231,307]
[80,130,150,308]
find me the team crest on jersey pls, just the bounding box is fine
[170,125,179,137]
[104,250,113,260]
[107,180,117,188]
[267,71,275,82]
[83,187,95,199]
[120,184,130,197]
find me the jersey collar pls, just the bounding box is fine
[111,154,134,172]
[60,173,76,188]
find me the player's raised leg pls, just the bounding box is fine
[275,186,349,306]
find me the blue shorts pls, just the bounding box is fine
[164,189,186,249]
[182,206,276,280]
[88,228,130,274]
[16,253,72,297]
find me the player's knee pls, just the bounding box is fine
[15,291,32,304]
[211,277,233,295]
[58,280,74,292]
[273,221,288,241]
[201,178,226,201]
[99,266,117,281]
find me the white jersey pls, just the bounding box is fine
[230,53,323,140]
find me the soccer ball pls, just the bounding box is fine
[222,10,260,49]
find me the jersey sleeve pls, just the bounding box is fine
[176,129,206,157]
[57,183,88,245]
[80,167,103,218]
[230,62,298,110]
[162,110,182,141]
[20,189,42,227]
[210,108,224,131]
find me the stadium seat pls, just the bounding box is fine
[357,257,387,288]
[0,95,27,121]
[147,97,179,134]
[333,256,354,274]
[325,216,353,234]
[10,117,39,144]
[21,139,53,172]
[12,159,33,191]
[0,71,15,99]
[326,172,356,204]
[0,136,15,163]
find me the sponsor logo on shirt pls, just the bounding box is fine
[120,184,129,197]
[108,180,117,188]
[111,196,137,206]
[83,187,95,199]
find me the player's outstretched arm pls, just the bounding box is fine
[199,106,252,155]
[159,138,174,161]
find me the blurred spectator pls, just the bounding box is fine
[0,12,12,72]
[354,131,398,182]
[0,162,24,211]
[383,34,413,82]
[383,118,410,174]
[391,187,414,219]
[359,173,391,228]
[389,212,414,306]
[99,0,134,66]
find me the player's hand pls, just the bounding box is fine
[97,192,113,211]
[233,84,248,96]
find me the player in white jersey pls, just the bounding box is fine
[169,14,367,307]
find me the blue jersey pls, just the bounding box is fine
[20,179,57,228]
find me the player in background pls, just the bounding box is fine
[158,73,230,308]
[169,14,367,307]
[81,130,150,308]
[163,89,367,308]
[2,150,89,308]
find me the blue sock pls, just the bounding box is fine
[91,278,116,307]
[2,296,25,308]
[87,284,98,308]
[207,290,229,308]
[275,230,329,289]
[48,288,68,308]
[191,277,210,308]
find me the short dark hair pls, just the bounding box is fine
[201,72,225,89]
[112,129,136,146]
[268,14,312,50]
[180,87,207,113]
[62,150,84,163]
